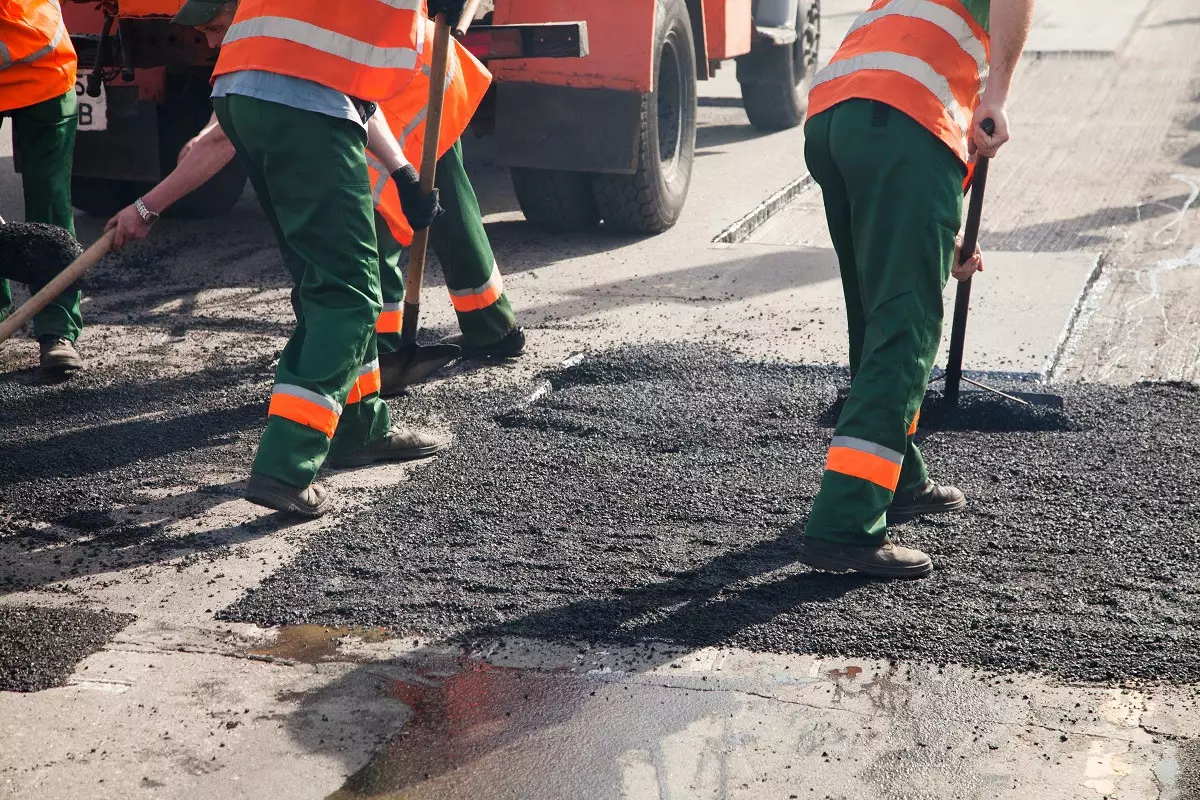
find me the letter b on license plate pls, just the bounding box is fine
[75,79,108,132]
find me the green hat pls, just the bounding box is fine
[171,0,228,26]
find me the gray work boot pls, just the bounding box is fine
[888,480,966,524]
[245,474,330,518]
[798,537,933,579]
[39,336,83,376]
[325,425,450,469]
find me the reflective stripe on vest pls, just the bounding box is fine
[825,435,905,490]
[221,17,420,72]
[369,38,491,248]
[0,4,67,72]
[213,0,425,102]
[268,384,342,438]
[448,267,503,313]
[377,303,402,335]
[808,0,989,162]
[346,359,382,405]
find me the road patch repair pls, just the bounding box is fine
[0,605,133,692]
[214,344,1200,685]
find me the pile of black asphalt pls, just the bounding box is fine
[0,605,134,692]
[220,344,1200,685]
[0,222,82,286]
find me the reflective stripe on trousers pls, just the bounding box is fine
[447,266,503,313]
[346,359,382,405]
[825,435,905,491]
[268,383,343,439]
[376,302,402,334]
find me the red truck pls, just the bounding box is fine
[59,0,820,234]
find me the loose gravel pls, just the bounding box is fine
[217,345,1200,685]
[0,605,133,692]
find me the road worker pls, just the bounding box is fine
[0,0,85,376]
[150,0,468,517]
[107,2,523,394]
[795,0,1033,578]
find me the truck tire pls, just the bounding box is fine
[591,0,697,235]
[511,167,601,232]
[738,0,821,131]
[71,177,139,218]
[72,72,246,219]
[155,71,246,219]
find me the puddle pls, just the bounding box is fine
[325,658,734,800]
[248,625,394,664]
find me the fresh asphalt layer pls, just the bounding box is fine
[4,342,1199,689]
[190,344,1197,687]
[0,605,132,692]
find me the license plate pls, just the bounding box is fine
[74,78,108,132]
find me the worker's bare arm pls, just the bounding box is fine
[970,0,1035,159]
[365,106,412,173]
[105,121,237,248]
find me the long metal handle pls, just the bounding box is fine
[0,229,116,345]
[400,13,454,345]
[943,120,995,407]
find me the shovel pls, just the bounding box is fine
[0,219,114,346]
[938,120,1064,410]
[384,7,473,388]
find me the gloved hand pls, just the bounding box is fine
[392,165,443,231]
[426,0,467,22]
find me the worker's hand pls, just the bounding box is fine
[426,0,468,22]
[952,235,984,282]
[967,102,1010,159]
[391,165,444,231]
[105,205,153,250]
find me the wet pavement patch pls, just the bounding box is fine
[0,605,134,692]
[217,344,1200,684]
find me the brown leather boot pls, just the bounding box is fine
[245,474,330,518]
[325,425,451,469]
[889,480,966,523]
[38,336,83,376]
[798,537,933,579]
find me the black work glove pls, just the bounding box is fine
[426,0,467,22]
[392,165,443,231]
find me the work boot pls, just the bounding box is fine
[39,336,83,376]
[798,537,933,579]
[888,480,966,524]
[325,425,451,469]
[245,474,330,518]
[440,326,526,360]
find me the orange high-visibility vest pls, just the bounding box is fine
[807,0,990,164]
[212,0,426,102]
[0,0,77,113]
[367,36,492,248]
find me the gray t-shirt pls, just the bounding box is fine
[211,70,366,131]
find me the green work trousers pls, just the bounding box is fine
[214,94,390,489]
[376,140,517,353]
[0,88,82,341]
[802,99,965,545]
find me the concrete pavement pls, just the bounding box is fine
[2,1,1199,798]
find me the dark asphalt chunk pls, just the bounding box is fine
[0,605,133,692]
[220,345,1200,685]
[0,222,82,286]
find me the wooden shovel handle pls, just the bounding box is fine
[401,13,454,343]
[0,229,116,346]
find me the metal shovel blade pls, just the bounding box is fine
[381,342,461,395]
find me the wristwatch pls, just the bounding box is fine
[135,197,160,225]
